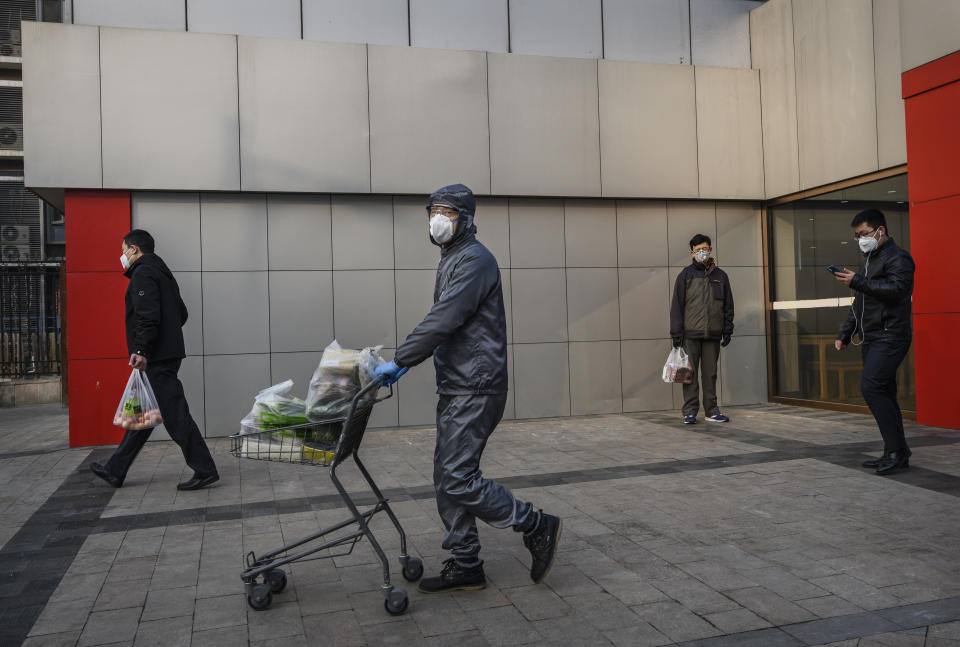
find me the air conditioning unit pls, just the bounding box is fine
[1,244,30,262]
[1,224,29,244]
[0,29,22,58]
[0,124,22,150]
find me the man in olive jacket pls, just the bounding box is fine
[670,234,734,424]
[90,229,218,491]
[834,209,915,475]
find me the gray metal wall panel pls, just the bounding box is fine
[489,53,601,196]
[873,0,907,169]
[99,27,240,190]
[73,0,185,30]
[695,66,764,200]
[599,60,698,198]
[508,0,602,58]
[131,192,201,271]
[570,341,622,415]
[603,0,690,65]
[238,37,369,193]
[690,0,759,69]
[187,0,301,38]
[410,0,508,53]
[22,22,102,189]
[793,0,878,190]
[369,45,490,194]
[899,0,960,72]
[302,0,408,46]
[749,0,801,199]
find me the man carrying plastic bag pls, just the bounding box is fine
[90,230,219,490]
[374,184,562,594]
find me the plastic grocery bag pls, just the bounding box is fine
[305,340,384,421]
[240,379,309,433]
[113,369,163,430]
[661,347,694,384]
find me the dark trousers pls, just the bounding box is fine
[682,338,721,416]
[860,339,911,454]
[434,393,533,564]
[105,358,217,483]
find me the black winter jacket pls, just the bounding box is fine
[838,238,914,345]
[124,254,188,361]
[670,262,734,340]
[393,185,508,395]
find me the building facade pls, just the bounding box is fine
[18,0,959,445]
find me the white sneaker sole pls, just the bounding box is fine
[705,418,728,423]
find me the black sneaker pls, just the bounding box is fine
[418,558,486,593]
[523,512,562,584]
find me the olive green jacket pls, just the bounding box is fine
[670,262,735,340]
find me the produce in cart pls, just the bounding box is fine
[240,380,310,432]
[305,340,384,421]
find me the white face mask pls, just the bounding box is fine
[429,214,455,244]
[120,250,131,270]
[858,229,881,254]
[693,249,712,263]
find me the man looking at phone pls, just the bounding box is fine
[834,209,915,475]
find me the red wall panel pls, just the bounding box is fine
[68,359,129,447]
[902,50,960,99]
[904,80,960,204]
[66,272,129,360]
[913,313,960,429]
[65,190,132,273]
[907,196,960,315]
[65,190,132,447]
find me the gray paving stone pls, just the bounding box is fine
[48,571,109,604]
[877,596,960,629]
[302,610,366,647]
[630,601,722,643]
[703,607,772,633]
[360,618,428,646]
[856,630,925,646]
[140,585,196,621]
[564,591,646,631]
[468,605,545,646]
[250,635,310,647]
[451,585,512,611]
[924,638,960,647]
[929,621,960,639]
[132,614,192,647]
[424,630,491,647]
[809,574,902,611]
[296,581,354,616]
[602,622,673,647]
[725,586,818,625]
[781,611,901,645]
[504,585,571,621]
[21,630,82,647]
[408,593,475,636]
[676,627,803,647]
[650,575,740,615]
[105,557,157,584]
[193,593,246,631]
[531,614,614,646]
[246,600,305,643]
[78,607,142,646]
[795,594,866,618]
[93,578,150,612]
[28,598,95,636]
[189,624,249,647]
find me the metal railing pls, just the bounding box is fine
[0,263,62,379]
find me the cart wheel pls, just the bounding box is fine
[247,584,273,611]
[267,569,287,593]
[401,557,423,582]
[384,590,409,616]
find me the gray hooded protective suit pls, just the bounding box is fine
[394,184,533,563]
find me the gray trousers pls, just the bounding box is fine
[434,393,533,563]
[682,338,721,417]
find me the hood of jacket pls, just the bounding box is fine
[125,253,174,280]
[428,183,478,248]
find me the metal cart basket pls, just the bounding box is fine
[229,376,423,615]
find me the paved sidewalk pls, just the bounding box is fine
[1,403,959,646]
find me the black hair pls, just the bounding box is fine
[124,229,155,254]
[851,209,887,231]
[689,234,712,249]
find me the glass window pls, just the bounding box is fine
[769,174,914,411]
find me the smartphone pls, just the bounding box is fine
[826,264,843,274]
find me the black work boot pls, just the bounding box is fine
[418,558,486,593]
[876,449,911,475]
[862,452,890,468]
[523,511,562,584]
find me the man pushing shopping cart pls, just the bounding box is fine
[375,183,562,593]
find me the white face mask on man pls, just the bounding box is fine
[429,214,455,245]
[120,249,132,270]
[858,228,881,254]
[694,249,712,263]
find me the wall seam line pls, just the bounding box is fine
[596,58,603,197]
[365,44,373,192]
[790,0,802,190]
[486,52,492,194]
[235,36,241,191]
[871,0,881,172]
[693,65,701,198]
[97,26,104,189]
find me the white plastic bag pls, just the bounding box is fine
[113,369,163,430]
[240,379,308,432]
[305,340,384,420]
[662,347,694,384]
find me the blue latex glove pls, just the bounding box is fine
[374,361,408,386]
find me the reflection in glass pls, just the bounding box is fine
[770,174,914,411]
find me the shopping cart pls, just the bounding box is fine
[229,376,423,615]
